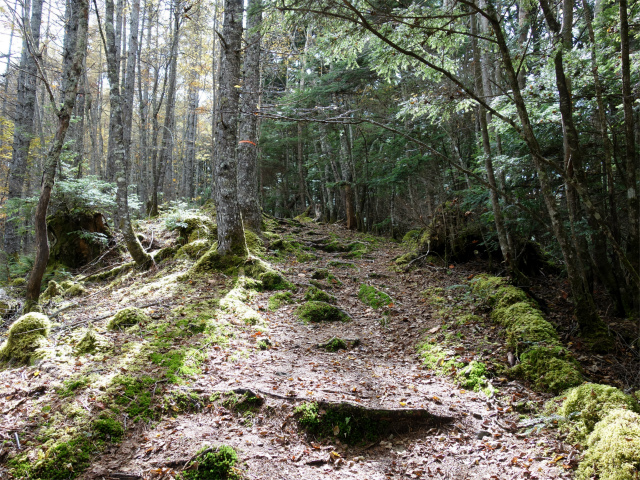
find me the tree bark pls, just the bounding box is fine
[237,0,263,232]
[26,0,89,308]
[214,0,247,256]
[4,0,44,259]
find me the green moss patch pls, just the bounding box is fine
[268,291,293,311]
[456,361,489,392]
[304,286,336,304]
[74,328,110,355]
[184,444,240,480]
[296,301,350,323]
[64,283,86,297]
[107,307,150,330]
[93,415,124,442]
[112,375,158,422]
[470,275,582,393]
[555,383,640,442]
[41,280,63,300]
[576,409,640,480]
[322,337,347,352]
[311,268,329,279]
[222,390,264,413]
[0,312,51,364]
[176,239,212,260]
[358,284,392,310]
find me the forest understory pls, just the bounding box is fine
[1,211,639,480]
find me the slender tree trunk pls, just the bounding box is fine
[214,0,247,256]
[26,0,89,309]
[100,0,151,268]
[237,0,262,232]
[4,0,44,259]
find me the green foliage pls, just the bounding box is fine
[112,375,157,422]
[324,337,347,352]
[107,307,150,330]
[183,445,240,480]
[58,376,90,397]
[456,361,489,392]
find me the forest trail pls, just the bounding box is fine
[0,219,575,480]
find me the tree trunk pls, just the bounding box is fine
[102,0,151,268]
[237,0,262,232]
[214,0,247,256]
[26,0,89,309]
[4,0,44,259]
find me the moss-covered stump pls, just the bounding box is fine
[304,286,336,304]
[470,275,582,393]
[296,301,350,323]
[190,245,245,276]
[317,337,360,352]
[107,307,150,330]
[47,210,112,268]
[576,409,640,480]
[0,313,51,364]
[294,401,450,445]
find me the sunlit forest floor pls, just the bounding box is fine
[1,212,637,479]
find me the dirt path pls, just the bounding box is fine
[74,222,573,480]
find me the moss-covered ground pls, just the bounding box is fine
[1,210,636,480]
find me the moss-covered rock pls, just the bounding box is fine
[556,383,640,441]
[10,277,26,287]
[74,328,110,355]
[167,213,217,244]
[190,245,245,275]
[64,283,86,297]
[296,301,350,323]
[107,307,150,330]
[175,239,212,260]
[154,246,180,262]
[41,280,63,300]
[60,280,74,290]
[304,286,336,304]
[0,313,51,364]
[576,409,640,480]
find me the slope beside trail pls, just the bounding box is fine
[0,220,575,480]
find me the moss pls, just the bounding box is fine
[58,375,90,397]
[268,291,293,311]
[107,307,150,330]
[154,245,180,262]
[304,286,336,304]
[327,260,355,268]
[324,337,347,352]
[220,282,262,325]
[495,286,531,309]
[183,444,240,480]
[512,346,582,393]
[11,435,95,480]
[245,230,265,255]
[257,339,271,350]
[358,284,392,310]
[576,409,640,480]
[259,270,291,290]
[74,328,109,355]
[311,268,329,279]
[222,391,264,413]
[457,361,489,391]
[60,280,74,290]
[11,277,26,287]
[498,304,559,348]
[0,313,51,364]
[176,239,212,260]
[395,251,419,265]
[113,375,157,422]
[191,245,245,276]
[294,401,392,445]
[296,301,350,323]
[556,383,640,441]
[93,415,124,442]
[167,213,217,244]
[64,283,86,297]
[417,342,455,371]
[41,280,63,300]
[402,229,422,248]
[296,252,317,262]
[150,347,205,383]
[469,275,507,304]
[84,262,134,282]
